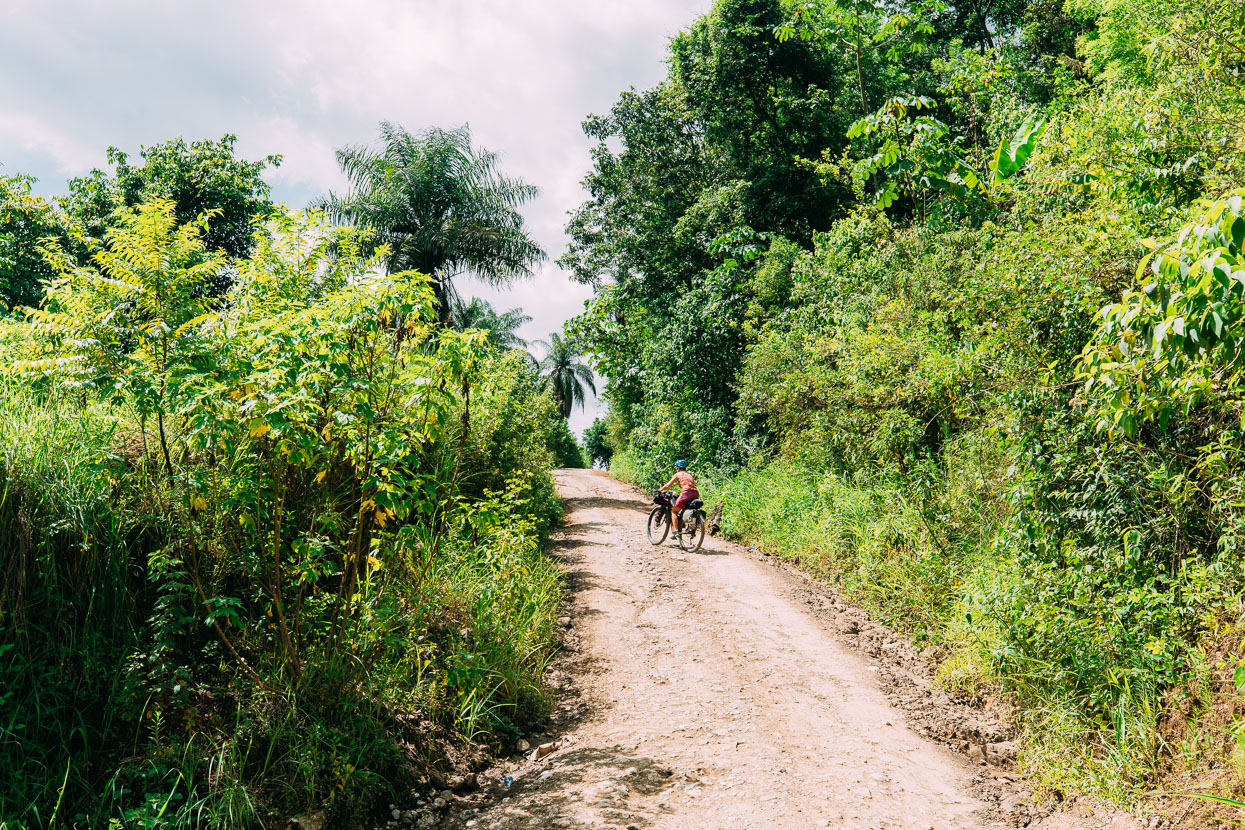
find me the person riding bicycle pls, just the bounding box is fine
[660,459,700,537]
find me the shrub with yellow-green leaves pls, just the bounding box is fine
[0,200,565,827]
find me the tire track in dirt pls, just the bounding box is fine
[437,469,1008,830]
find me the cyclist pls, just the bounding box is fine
[660,459,700,538]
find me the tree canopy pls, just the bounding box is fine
[318,122,547,318]
[537,332,596,420]
[63,134,280,259]
[448,296,532,351]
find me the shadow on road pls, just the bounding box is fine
[564,495,647,513]
[438,747,676,829]
[554,520,614,537]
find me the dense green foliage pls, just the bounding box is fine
[575,0,1245,802]
[0,173,74,309]
[0,175,570,822]
[545,417,588,469]
[583,418,613,468]
[64,135,280,259]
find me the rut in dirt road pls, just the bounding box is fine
[440,469,1006,830]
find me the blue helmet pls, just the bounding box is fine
[674,459,688,469]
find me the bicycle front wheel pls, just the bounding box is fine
[679,511,705,552]
[647,506,670,545]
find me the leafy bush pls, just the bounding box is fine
[583,417,613,468]
[573,0,1245,802]
[545,417,587,469]
[0,204,565,826]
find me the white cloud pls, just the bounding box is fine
[0,109,97,174]
[0,0,714,435]
[237,116,342,196]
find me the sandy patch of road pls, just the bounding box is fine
[431,469,1017,830]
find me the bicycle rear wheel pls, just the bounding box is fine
[647,506,670,545]
[679,511,705,552]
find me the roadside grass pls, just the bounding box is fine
[0,385,142,825]
[0,380,565,827]
[702,450,1202,806]
[707,461,973,635]
[429,518,562,740]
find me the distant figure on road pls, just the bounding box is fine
[660,459,700,538]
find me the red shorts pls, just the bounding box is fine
[673,488,700,512]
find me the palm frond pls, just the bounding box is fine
[320,122,547,315]
[534,331,595,418]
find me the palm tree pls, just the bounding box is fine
[448,297,531,351]
[316,122,546,319]
[536,333,596,419]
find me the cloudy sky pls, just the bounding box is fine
[0,0,711,434]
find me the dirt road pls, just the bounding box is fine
[443,469,1004,830]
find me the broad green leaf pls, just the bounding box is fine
[991,114,1048,185]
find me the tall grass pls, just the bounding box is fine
[0,384,150,824]
[433,521,561,739]
[708,454,1179,802]
[0,380,566,827]
[710,461,979,634]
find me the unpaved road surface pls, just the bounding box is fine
[443,469,1004,830]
